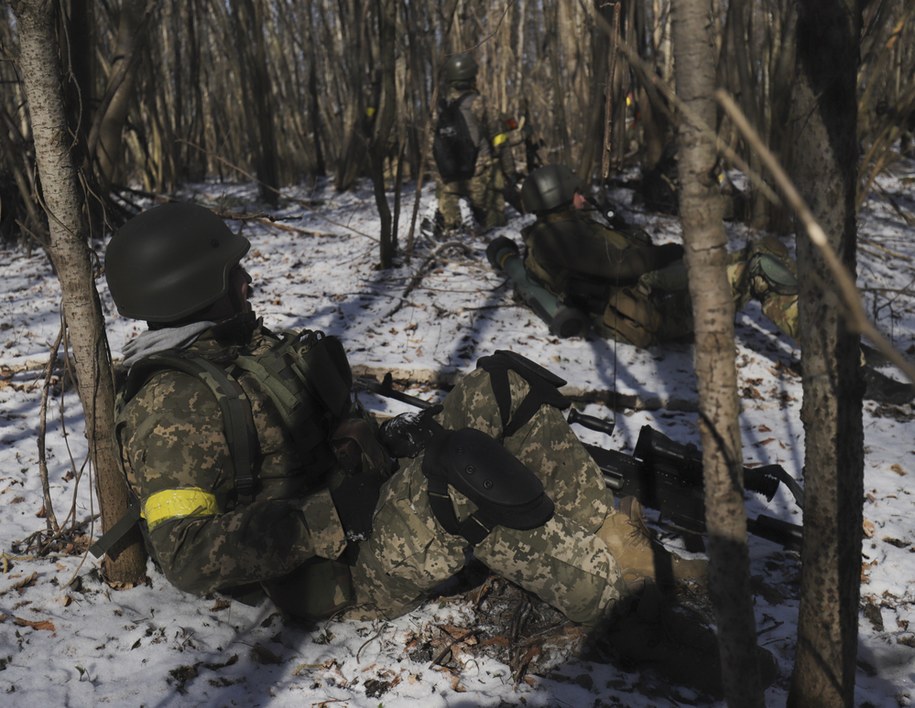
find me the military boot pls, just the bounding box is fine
[596,598,778,698]
[597,496,707,593]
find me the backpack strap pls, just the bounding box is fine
[475,350,571,439]
[90,351,259,559]
[123,352,260,501]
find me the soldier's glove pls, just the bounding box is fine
[378,404,445,459]
[330,467,384,542]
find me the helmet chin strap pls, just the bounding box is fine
[210,311,258,342]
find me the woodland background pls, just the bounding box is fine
[1,2,914,707]
[2,1,912,253]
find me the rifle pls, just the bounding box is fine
[356,373,804,551]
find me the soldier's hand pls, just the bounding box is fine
[379,404,445,459]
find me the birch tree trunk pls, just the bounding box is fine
[671,0,765,704]
[788,1,864,705]
[11,0,146,585]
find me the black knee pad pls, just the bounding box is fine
[422,427,554,545]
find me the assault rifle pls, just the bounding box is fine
[356,373,804,551]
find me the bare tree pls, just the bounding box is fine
[788,1,865,705]
[86,0,151,195]
[231,0,279,206]
[369,0,399,268]
[10,0,146,584]
[670,0,766,704]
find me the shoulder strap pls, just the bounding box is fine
[92,351,260,559]
[123,352,259,500]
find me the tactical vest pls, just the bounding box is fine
[90,329,353,559]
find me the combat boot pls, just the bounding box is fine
[597,496,707,593]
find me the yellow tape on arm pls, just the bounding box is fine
[142,488,219,530]
[492,132,508,148]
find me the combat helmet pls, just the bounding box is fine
[521,164,581,214]
[443,53,478,84]
[105,202,250,323]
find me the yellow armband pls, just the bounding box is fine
[141,488,219,530]
[492,132,508,148]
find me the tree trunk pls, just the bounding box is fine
[11,0,146,585]
[231,0,279,206]
[87,0,149,192]
[671,0,765,704]
[370,0,398,268]
[788,2,864,705]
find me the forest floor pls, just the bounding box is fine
[0,158,913,706]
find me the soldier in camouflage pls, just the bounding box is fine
[104,202,704,627]
[432,53,514,234]
[518,164,800,348]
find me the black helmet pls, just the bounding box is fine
[521,164,581,214]
[105,202,250,323]
[443,53,478,84]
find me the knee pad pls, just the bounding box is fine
[422,427,554,545]
[749,253,798,296]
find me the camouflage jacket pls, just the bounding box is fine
[116,323,348,597]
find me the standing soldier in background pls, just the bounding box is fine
[430,53,515,235]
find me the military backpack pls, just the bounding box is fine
[432,91,479,181]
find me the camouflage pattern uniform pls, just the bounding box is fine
[522,208,799,346]
[117,325,355,616]
[118,323,626,626]
[435,85,509,232]
[350,366,625,626]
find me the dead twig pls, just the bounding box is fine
[384,241,474,319]
[38,326,63,536]
[429,626,480,667]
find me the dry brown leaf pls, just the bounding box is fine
[890,464,906,476]
[13,616,55,631]
[12,572,37,592]
[863,518,876,538]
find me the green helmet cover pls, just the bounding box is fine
[444,53,478,84]
[105,202,250,323]
[521,164,581,214]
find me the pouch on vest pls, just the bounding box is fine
[601,287,663,348]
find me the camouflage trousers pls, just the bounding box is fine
[436,158,506,232]
[727,237,799,339]
[348,368,626,626]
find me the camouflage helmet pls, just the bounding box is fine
[443,53,478,84]
[105,202,250,323]
[521,164,581,214]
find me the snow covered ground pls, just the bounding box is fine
[0,160,913,706]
